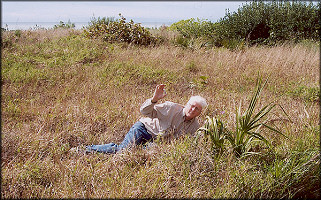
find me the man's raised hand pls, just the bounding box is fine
[151,84,167,103]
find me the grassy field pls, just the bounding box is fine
[1,28,320,198]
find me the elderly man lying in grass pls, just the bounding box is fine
[78,84,207,154]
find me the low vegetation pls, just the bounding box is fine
[198,75,292,158]
[217,1,320,45]
[83,14,162,46]
[53,20,75,29]
[1,1,320,198]
[1,26,319,198]
[170,1,320,49]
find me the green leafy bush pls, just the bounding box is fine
[267,1,320,43]
[53,20,75,29]
[169,18,216,39]
[169,1,320,49]
[217,1,320,45]
[169,18,219,48]
[87,16,115,27]
[84,14,161,46]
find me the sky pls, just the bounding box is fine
[2,1,249,24]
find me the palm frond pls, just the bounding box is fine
[260,123,289,139]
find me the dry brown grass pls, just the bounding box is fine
[1,29,319,198]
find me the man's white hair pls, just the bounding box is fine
[187,96,207,111]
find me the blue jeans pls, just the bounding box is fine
[86,121,153,154]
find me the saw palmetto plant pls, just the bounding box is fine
[225,75,290,157]
[197,116,227,156]
[198,75,291,157]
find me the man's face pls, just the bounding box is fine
[184,102,202,120]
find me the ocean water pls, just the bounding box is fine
[1,21,173,31]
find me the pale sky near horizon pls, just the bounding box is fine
[2,1,249,23]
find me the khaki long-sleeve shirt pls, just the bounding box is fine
[139,98,200,138]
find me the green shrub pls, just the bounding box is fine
[220,38,246,51]
[84,14,161,46]
[267,1,320,43]
[217,1,320,45]
[53,20,75,29]
[14,30,22,37]
[172,35,189,48]
[169,18,219,48]
[169,18,216,39]
[87,16,115,27]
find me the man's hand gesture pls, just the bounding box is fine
[151,84,167,103]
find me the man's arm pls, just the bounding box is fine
[140,84,167,117]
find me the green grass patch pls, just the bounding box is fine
[287,84,320,102]
[99,61,179,87]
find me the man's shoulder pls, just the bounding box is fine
[164,101,184,108]
[155,101,184,113]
